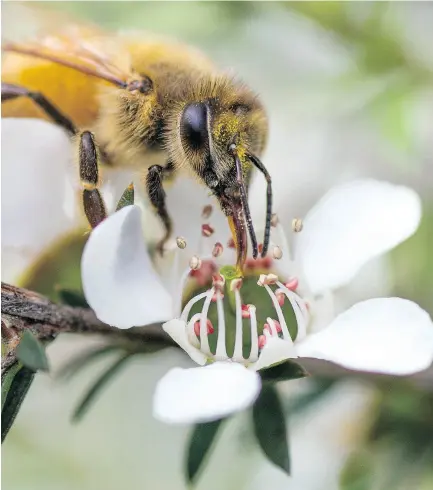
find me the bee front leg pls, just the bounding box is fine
[79,131,107,229]
[1,82,76,136]
[146,163,174,255]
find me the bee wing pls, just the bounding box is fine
[3,17,134,88]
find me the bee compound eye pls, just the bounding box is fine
[180,102,209,150]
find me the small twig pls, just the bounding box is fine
[1,282,176,374]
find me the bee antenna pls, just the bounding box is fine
[246,152,272,258]
[230,145,258,259]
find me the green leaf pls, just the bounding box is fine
[260,360,309,383]
[16,331,49,372]
[56,287,89,307]
[1,362,22,411]
[253,385,290,474]
[57,344,121,381]
[186,418,225,485]
[72,353,131,423]
[2,364,35,442]
[116,183,134,211]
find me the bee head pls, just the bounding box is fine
[169,77,270,271]
[176,80,267,177]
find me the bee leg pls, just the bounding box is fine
[1,82,76,136]
[79,131,107,228]
[146,163,174,255]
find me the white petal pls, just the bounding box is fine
[81,205,173,328]
[297,298,433,375]
[295,180,421,294]
[251,337,297,371]
[2,119,80,282]
[153,363,261,424]
[162,320,207,366]
[165,175,230,255]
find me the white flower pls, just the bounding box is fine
[1,118,133,284]
[81,178,433,425]
[2,119,79,282]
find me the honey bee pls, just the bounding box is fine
[2,20,272,272]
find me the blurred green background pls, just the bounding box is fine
[2,2,433,490]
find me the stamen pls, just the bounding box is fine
[275,290,285,306]
[270,213,279,227]
[264,319,282,335]
[202,204,213,219]
[241,304,251,319]
[215,290,228,360]
[201,224,214,237]
[180,291,208,323]
[257,273,278,286]
[194,318,214,336]
[248,305,259,362]
[199,288,214,355]
[187,313,202,347]
[272,245,283,260]
[227,238,235,249]
[285,277,299,291]
[232,288,244,362]
[230,277,243,291]
[176,257,208,317]
[211,291,224,302]
[266,318,279,336]
[170,246,181,305]
[258,335,267,349]
[276,281,308,341]
[212,242,223,258]
[263,284,292,342]
[176,236,187,249]
[189,255,202,270]
[292,218,303,233]
[212,273,225,290]
[271,224,288,259]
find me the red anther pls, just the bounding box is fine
[227,238,235,249]
[241,304,251,319]
[212,242,223,258]
[201,224,215,237]
[258,243,263,254]
[276,291,285,306]
[212,272,225,289]
[202,204,213,219]
[264,320,281,335]
[285,277,299,291]
[258,335,267,349]
[194,319,214,336]
[273,320,282,332]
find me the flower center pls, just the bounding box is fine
[181,266,308,365]
[172,206,309,366]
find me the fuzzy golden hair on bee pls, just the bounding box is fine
[165,74,267,173]
[2,17,273,268]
